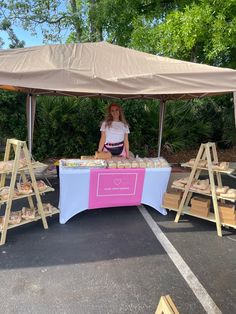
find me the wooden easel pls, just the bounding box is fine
[174,142,227,237]
[0,139,49,245]
[155,295,179,314]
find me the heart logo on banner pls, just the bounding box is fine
[113,178,122,186]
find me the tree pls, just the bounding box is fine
[0,0,82,42]
[0,19,25,48]
[131,0,236,68]
[0,0,193,45]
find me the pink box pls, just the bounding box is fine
[89,168,145,209]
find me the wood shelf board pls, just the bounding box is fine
[0,187,55,204]
[171,185,236,202]
[162,205,236,229]
[0,161,48,175]
[181,163,235,175]
[0,208,60,231]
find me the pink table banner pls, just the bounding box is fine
[89,168,145,209]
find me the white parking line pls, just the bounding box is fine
[138,205,222,314]
[227,236,236,242]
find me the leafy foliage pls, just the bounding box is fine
[0,91,235,159]
[131,0,236,67]
[33,96,106,159]
[0,91,26,143]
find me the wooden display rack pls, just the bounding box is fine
[155,295,179,314]
[164,142,236,237]
[0,138,59,245]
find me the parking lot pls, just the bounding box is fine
[0,176,235,314]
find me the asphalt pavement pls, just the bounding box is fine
[0,175,235,314]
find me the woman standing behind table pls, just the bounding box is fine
[98,103,130,158]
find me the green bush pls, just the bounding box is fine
[0,91,235,160]
[0,91,27,144]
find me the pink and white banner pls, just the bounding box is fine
[89,168,145,209]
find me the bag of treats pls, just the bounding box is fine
[0,187,19,200]
[9,210,22,224]
[17,181,33,195]
[42,203,53,214]
[22,207,36,220]
[36,180,47,192]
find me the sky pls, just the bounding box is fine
[0,29,43,49]
[0,27,45,49]
[0,2,68,49]
[0,23,72,49]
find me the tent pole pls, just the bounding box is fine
[27,94,32,155]
[26,94,36,156]
[27,94,35,155]
[157,100,166,157]
[234,92,236,127]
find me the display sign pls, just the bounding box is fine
[89,168,145,209]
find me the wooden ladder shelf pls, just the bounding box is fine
[155,295,179,314]
[173,142,235,237]
[0,139,56,245]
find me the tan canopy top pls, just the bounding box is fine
[0,41,235,100]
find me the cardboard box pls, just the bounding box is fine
[191,197,210,209]
[163,199,181,209]
[220,217,236,225]
[163,192,182,209]
[219,210,236,220]
[163,192,182,201]
[218,203,235,215]
[190,206,209,217]
[190,204,209,212]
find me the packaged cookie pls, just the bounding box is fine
[22,207,36,220]
[9,210,22,225]
[36,180,47,192]
[17,181,33,195]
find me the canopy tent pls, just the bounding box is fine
[0,41,235,154]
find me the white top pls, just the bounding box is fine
[100,121,130,143]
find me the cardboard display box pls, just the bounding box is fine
[164,192,182,201]
[190,206,209,218]
[191,197,210,209]
[163,192,182,209]
[163,199,181,209]
[220,217,236,225]
[218,203,235,215]
[219,211,236,220]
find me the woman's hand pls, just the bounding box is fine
[124,133,129,159]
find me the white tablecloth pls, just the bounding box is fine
[59,167,171,224]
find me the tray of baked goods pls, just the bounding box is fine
[171,176,236,201]
[0,203,59,230]
[60,159,107,169]
[61,156,170,169]
[182,159,235,174]
[79,151,170,169]
[0,159,49,174]
[106,157,169,168]
[80,156,169,169]
[0,180,54,203]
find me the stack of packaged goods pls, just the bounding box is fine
[218,203,236,225]
[163,192,182,209]
[190,197,210,217]
[79,155,169,169]
[106,157,169,169]
[61,159,107,168]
